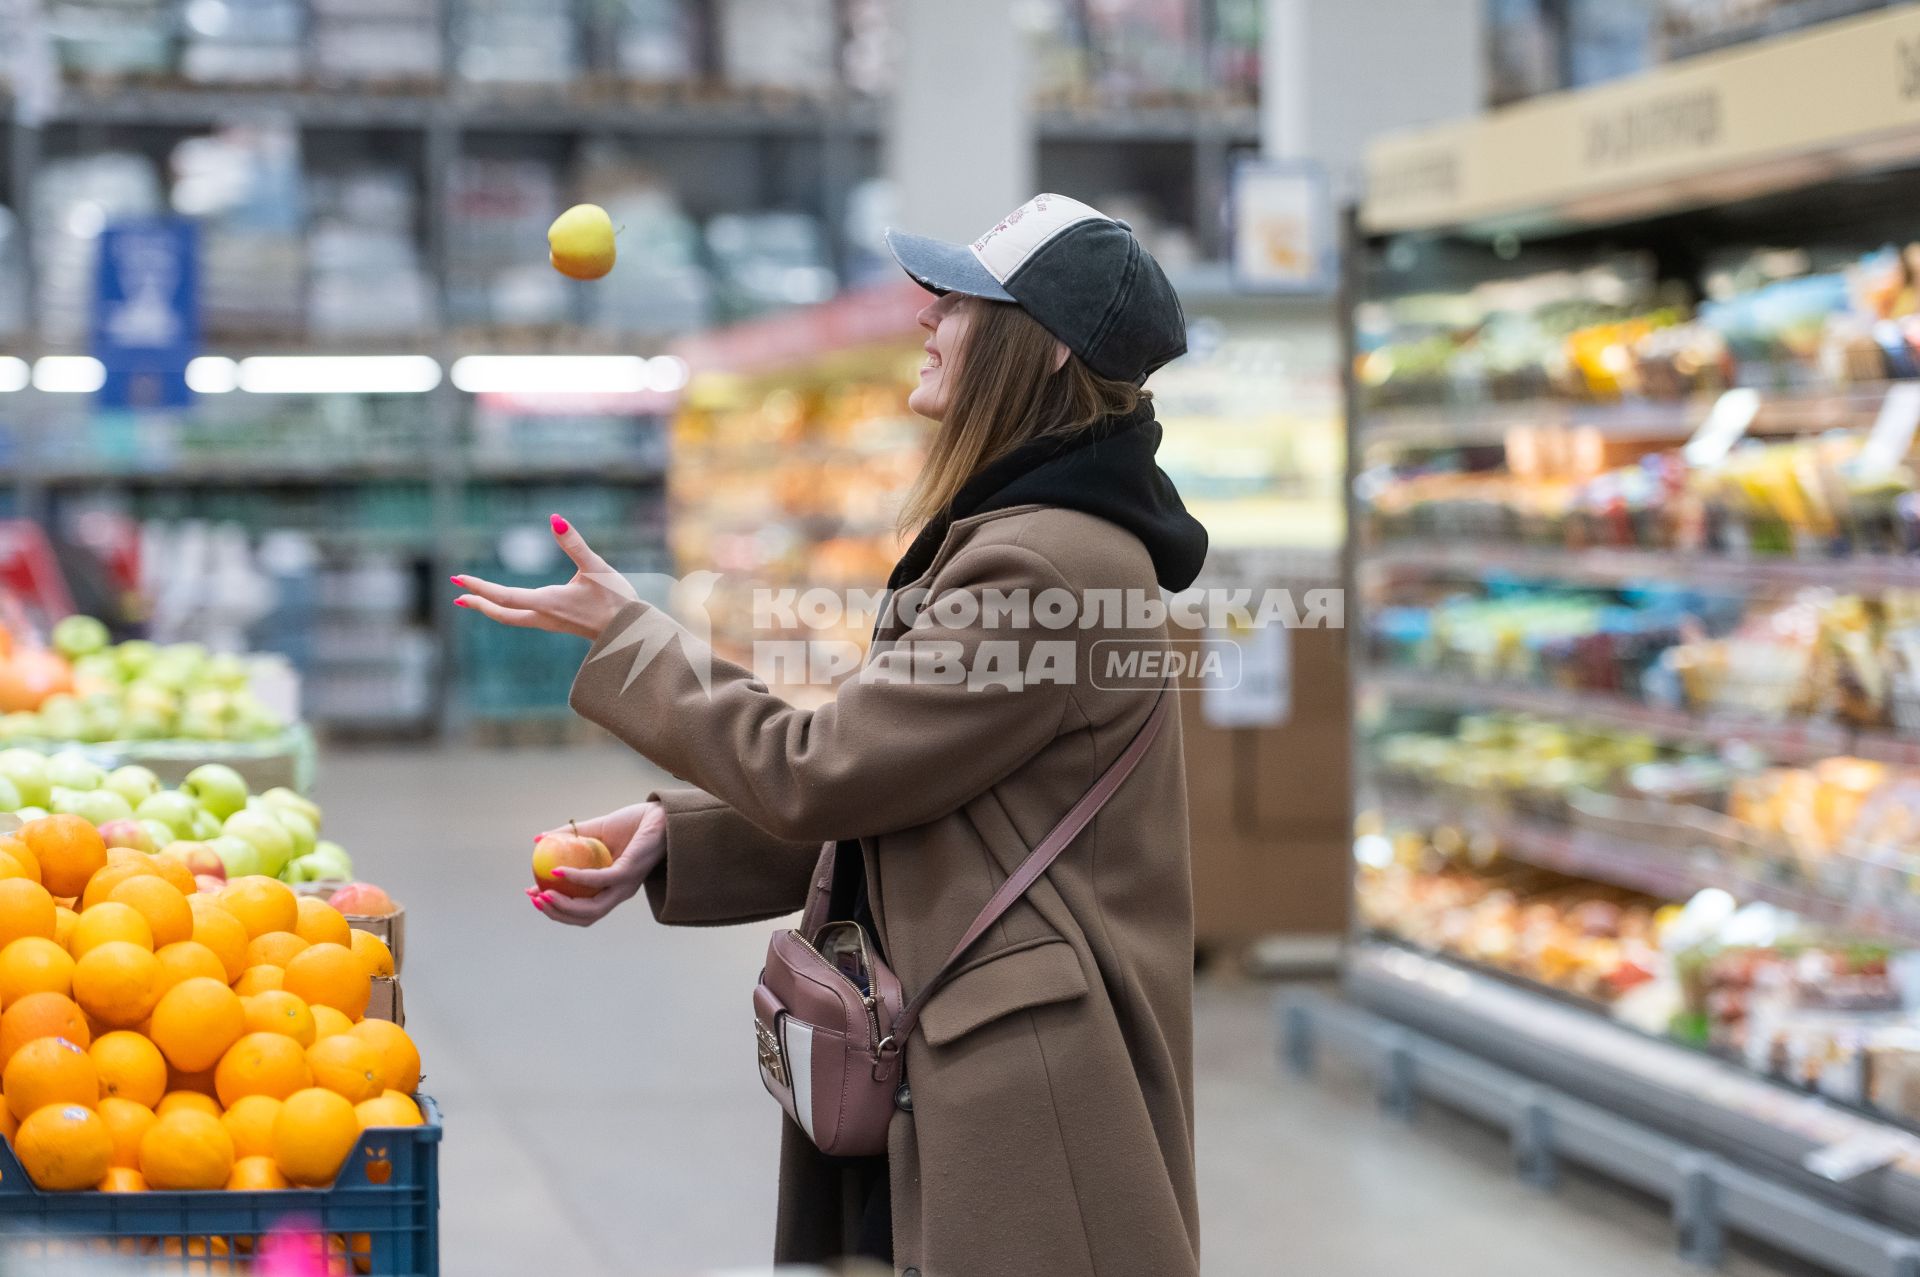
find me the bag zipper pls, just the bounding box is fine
[799,925,884,1049]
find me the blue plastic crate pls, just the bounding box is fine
[0,1096,441,1275]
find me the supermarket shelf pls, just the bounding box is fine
[464,460,667,484]
[1362,383,1892,448]
[1368,542,1920,591]
[34,460,431,486]
[1037,105,1259,143]
[1362,668,1856,760]
[1284,968,1920,1262]
[1373,789,1920,941]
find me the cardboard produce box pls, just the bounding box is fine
[293,882,406,974]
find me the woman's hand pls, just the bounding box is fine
[453,515,638,640]
[528,802,668,927]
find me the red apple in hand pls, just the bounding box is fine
[533,822,613,899]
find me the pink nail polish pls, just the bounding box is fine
[550,867,566,879]
[531,897,544,910]
[454,599,469,608]
[550,514,570,535]
[533,834,543,845]
[449,575,462,586]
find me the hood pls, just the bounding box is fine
[888,401,1210,593]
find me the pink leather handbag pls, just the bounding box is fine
[753,691,1170,1157]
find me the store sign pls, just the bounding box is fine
[1201,623,1290,728]
[1364,4,1920,232]
[92,218,200,410]
[1229,160,1335,295]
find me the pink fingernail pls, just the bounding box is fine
[550,514,570,535]
[454,599,469,608]
[533,834,543,845]
[531,897,544,910]
[550,868,566,879]
[449,575,463,586]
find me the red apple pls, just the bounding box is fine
[161,840,227,882]
[329,882,398,917]
[194,874,228,894]
[532,824,613,899]
[97,818,156,854]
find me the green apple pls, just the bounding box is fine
[53,787,133,825]
[222,809,294,877]
[306,840,354,880]
[46,754,105,791]
[124,711,174,741]
[103,765,161,808]
[0,775,21,812]
[181,764,248,821]
[12,806,47,822]
[191,808,222,841]
[73,653,120,687]
[0,751,50,807]
[204,653,250,690]
[208,834,265,880]
[140,819,180,850]
[0,713,37,742]
[269,808,317,859]
[259,787,322,828]
[51,615,109,660]
[114,640,158,678]
[124,684,178,717]
[37,697,87,741]
[135,792,200,838]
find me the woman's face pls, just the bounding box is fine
[908,293,973,422]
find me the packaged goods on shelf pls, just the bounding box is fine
[1208,0,1262,105]
[306,167,435,340]
[42,0,173,78]
[574,151,712,336]
[170,125,308,342]
[842,0,896,97]
[454,0,579,84]
[1657,0,1888,58]
[1488,0,1566,104]
[31,153,163,347]
[586,0,703,84]
[448,157,569,330]
[716,0,837,95]
[0,206,25,341]
[1565,0,1657,88]
[1083,0,1207,106]
[705,212,838,322]
[1026,0,1094,107]
[178,0,304,84]
[310,0,442,85]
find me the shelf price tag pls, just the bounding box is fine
[1803,1131,1911,1183]
[1682,388,1761,468]
[1858,382,1920,476]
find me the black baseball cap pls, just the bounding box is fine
[885,193,1187,385]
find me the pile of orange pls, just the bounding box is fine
[0,814,419,1197]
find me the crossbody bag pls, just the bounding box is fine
[752,689,1170,1156]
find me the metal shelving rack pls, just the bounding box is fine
[1324,10,1920,1270]
[0,19,1259,737]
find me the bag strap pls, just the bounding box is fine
[887,687,1171,1045]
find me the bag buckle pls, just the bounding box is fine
[756,1019,788,1087]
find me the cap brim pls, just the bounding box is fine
[884,228,1016,302]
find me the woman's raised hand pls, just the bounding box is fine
[528,802,667,927]
[453,515,638,640]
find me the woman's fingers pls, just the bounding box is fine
[549,862,621,892]
[535,890,615,926]
[550,514,614,577]
[457,594,544,629]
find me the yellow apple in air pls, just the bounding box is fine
[547,204,617,280]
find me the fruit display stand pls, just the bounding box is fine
[1305,12,1920,1274]
[57,724,319,797]
[0,1097,442,1275]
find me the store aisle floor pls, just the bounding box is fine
[316,745,1806,1277]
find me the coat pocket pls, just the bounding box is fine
[919,937,1089,1047]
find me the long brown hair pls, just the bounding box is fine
[899,299,1146,531]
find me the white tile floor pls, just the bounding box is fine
[315,744,1815,1277]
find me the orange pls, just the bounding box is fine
[81,861,158,912]
[69,903,153,957]
[310,1005,354,1041]
[305,1035,381,1103]
[215,1033,312,1107]
[53,906,77,950]
[0,991,89,1068]
[271,1087,358,1186]
[96,1096,156,1169]
[220,1094,282,1159]
[0,878,55,947]
[71,941,160,1028]
[108,876,191,948]
[14,1103,112,1190]
[90,1031,167,1107]
[292,897,352,948]
[246,931,309,970]
[219,878,298,940]
[187,901,248,983]
[156,1090,222,1119]
[243,990,316,1047]
[0,851,30,883]
[227,1153,289,1191]
[0,935,72,1004]
[139,1108,234,1190]
[98,1165,147,1192]
[233,966,284,997]
[354,1090,422,1129]
[283,944,370,1021]
[0,1103,16,1141]
[168,1062,219,1098]
[21,816,108,899]
[149,977,244,1073]
[348,929,394,980]
[153,941,226,996]
[146,855,196,896]
[349,1020,420,1095]
[4,1035,98,1119]
[0,833,41,883]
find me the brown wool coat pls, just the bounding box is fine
[568,505,1199,1277]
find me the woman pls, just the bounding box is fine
[454,194,1207,1277]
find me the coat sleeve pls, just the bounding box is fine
[641,787,823,928]
[569,541,1079,844]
